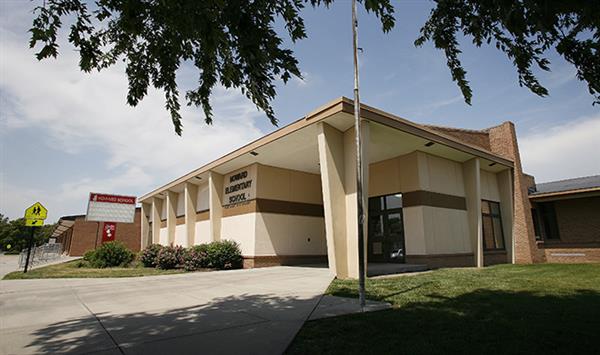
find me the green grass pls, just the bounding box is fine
[288,264,600,355]
[3,260,188,280]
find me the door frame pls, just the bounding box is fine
[367,192,406,263]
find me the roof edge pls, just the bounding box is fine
[139,97,515,202]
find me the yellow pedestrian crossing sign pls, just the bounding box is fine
[24,202,48,227]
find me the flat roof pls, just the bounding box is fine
[139,97,515,202]
[530,175,600,199]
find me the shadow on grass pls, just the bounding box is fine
[287,289,600,355]
[23,293,318,354]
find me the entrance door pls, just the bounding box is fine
[368,193,405,263]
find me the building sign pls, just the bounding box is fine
[102,222,117,243]
[86,193,136,223]
[223,165,256,206]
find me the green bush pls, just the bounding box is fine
[87,241,134,268]
[140,244,164,267]
[183,245,208,271]
[83,249,96,262]
[204,240,243,270]
[155,245,185,269]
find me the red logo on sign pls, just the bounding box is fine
[102,222,117,243]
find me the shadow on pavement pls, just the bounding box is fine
[26,293,320,355]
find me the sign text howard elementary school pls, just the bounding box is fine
[223,166,256,205]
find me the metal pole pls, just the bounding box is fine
[94,221,100,248]
[24,227,35,273]
[352,0,366,309]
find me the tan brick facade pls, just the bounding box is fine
[487,122,544,263]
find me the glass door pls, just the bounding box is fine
[368,193,405,263]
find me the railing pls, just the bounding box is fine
[18,243,64,269]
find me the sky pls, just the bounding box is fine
[1,0,599,222]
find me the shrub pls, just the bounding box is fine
[155,245,185,269]
[87,241,134,268]
[204,240,243,270]
[182,247,208,271]
[140,244,164,267]
[83,250,97,264]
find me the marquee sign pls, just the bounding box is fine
[223,165,256,206]
[86,193,136,223]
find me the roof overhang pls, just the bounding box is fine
[51,219,76,238]
[139,97,514,202]
[529,187,600,202]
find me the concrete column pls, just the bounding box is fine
[141,202,151,248]
[184,182,198,246]
[151,197,164,245]
[209,171,223,242]
[463,158,483,267]
[318,122,348,278]
[166,191,177,246]
[317,121,370,279]
[343,122,370,279]
[497,169,514,263]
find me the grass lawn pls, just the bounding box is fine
[3,260,188,280]
[287,263,600,355]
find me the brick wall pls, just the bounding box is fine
[65,209,141,256]
[487,122,544,263]
[426,126,492,151]
[554,196,600,243]
[69,216,100,256]
[541,247,600,263]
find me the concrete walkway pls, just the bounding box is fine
[0,253,81,279]
[0,266,335,355]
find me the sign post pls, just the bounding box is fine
[23,202,48,273]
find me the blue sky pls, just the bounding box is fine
[1,0,599,222]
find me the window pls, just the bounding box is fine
[368,193,405,262]
[481,200,505,250]
[531,208,542,240]
[539,202,560,240]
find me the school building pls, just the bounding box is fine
[138,97,599,279]
[53,208,142,256]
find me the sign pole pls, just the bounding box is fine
[94,221,100,249]
[352,0,367,310]
[24,227,35,273]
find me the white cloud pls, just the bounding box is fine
[519,115,600,183]
[0,167,154,222]
[0,3,267,220]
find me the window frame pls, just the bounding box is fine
[481,199,506,251]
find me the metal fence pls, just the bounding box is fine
[18,243,64,269]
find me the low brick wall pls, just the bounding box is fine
[538,243,600,263]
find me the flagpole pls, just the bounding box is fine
[352,0,366,309]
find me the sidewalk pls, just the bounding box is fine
[0,253,80,279]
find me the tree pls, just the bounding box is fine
[0,215,55,252]
[29,0,599,135]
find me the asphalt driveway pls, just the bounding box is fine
[0,266,333,355]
